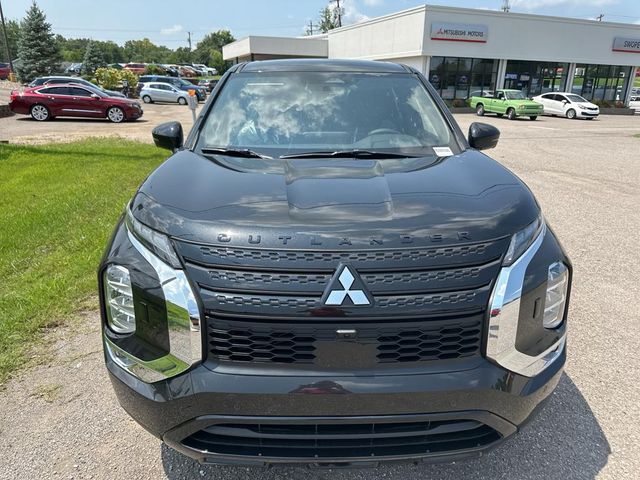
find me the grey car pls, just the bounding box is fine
[29,76,126,98]
[140,82,189,105]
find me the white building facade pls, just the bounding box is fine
[223,5,640,105]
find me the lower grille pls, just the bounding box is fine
[182,419,501,459]
[206,316,482,366]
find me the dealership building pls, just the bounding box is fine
[223,4,640,104]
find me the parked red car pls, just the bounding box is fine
[9,84,143,122]
[0,62,12,80]
[123,63,147,75]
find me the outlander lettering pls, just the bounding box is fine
[99,60,571,467]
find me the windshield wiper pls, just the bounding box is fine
[201,147,272,159]
[279,149,419,160]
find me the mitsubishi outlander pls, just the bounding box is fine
[99,59,571,467]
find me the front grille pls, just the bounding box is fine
[174,238,507,367]
[207,316,482,366]
[182,418,501,460]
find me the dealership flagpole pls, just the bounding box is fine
[0,0,13,73]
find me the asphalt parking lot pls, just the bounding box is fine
[0,110,639,479]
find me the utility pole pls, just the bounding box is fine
[596,14,604,21]
[187,31,192,61]
[501,0,510,13]
[0,0,14,73]
[307,20,315,36]
[330,0,342,28]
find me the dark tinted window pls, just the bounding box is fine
[556,95,568,102]
[541,93,554,99]
[39,87,70,95]
[69,87,92,97]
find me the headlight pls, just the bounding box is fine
[543,262,569,328]
[104,265,135,333]
[503,216,544,266]
[518,105,526,109]
[125,206,181,268]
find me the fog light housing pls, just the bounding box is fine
[543,262,569,329]
[104,265,136,334]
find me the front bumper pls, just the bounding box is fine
[107,345,564,466]
[577,110,599,118]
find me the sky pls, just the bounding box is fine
[3,0,640,48]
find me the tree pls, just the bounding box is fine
[167,46,192,64]
[209,50,229,75]
[317,5,342,33]
[82,41,106,76]
[193,30,235,65]
[123,38,171,63]
[56,35,89,62]
[0,19,20,64]
[15,1,61,82]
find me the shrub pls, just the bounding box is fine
[451,99,467,108]
[95,67,121,90]
[119,69,138,91]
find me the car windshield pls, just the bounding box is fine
[566,94,587,103]
[505,91,527,100]
[198,72,453,158]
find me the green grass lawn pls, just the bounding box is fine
[0,139,166,384]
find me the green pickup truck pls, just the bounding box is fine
[467,89,543,120]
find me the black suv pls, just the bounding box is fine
[99,60,571,467]
[137,74,206,101]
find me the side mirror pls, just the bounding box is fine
[562,100,568,104]
[91,93,100,99]
[468,122,500,150]
[152,121,183,151]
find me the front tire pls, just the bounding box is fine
[566,108,577,119]
[142,95,152,104]
[107,106,125,123]
[178,97,187,105]
[476,103,485,116]
[529,116,538,121]
[507,108,516,120]
[30,104,50,121]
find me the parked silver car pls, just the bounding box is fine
[139,82,189,105]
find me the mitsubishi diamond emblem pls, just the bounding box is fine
[322,264,372,306]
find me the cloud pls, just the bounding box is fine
[512,0,617,9]
[160,24,183,35]
[341,0,371,24]
[363,0,384,6]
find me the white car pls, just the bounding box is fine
[139,82,189,105]
[193,63,217,76]
[629,95,640,114]
[532,92,599,120]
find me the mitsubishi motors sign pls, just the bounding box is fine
[431,22,488,43]
[612,37,640,53]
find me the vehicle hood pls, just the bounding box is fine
[509,99,542,107]
[131,149,540,248]
[576,101,598,109]
[105,89,126,98]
